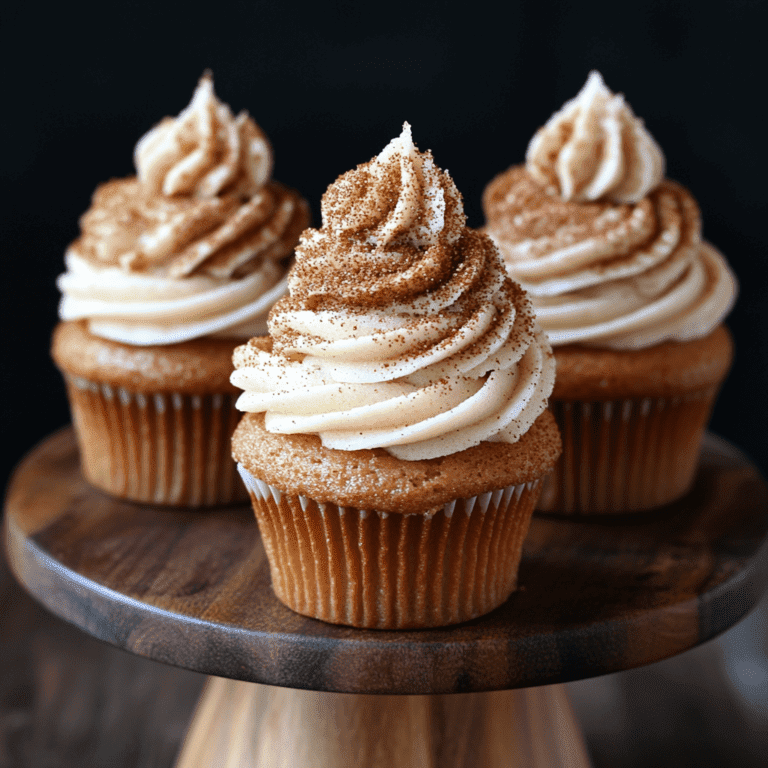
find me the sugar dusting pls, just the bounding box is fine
[58,73,310,346]
[232,124,555,460]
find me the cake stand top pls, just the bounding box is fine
[5,428,768,695]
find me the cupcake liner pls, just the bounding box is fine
[537,387,718,515]
[65,375,247,506]
[238,464,542,629]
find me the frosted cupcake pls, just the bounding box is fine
[483,72,737,514]
[51,74,309,506]
[231,124,561,629]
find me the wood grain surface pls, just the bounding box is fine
[3,547,766,768]
[175,679,591,768]
[4,427,768,695]
[0,549,204,768]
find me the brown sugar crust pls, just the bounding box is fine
[552,324,733,401]
[51,320,239,394]
[232,410,561,515]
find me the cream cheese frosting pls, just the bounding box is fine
[58,73,308,345]
[526,71,665,205]
[134,73,272,199]
[484,74,737,350]
[232,124,555,460]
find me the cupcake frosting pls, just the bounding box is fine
[58,73,309,345]
[484,73,737,350]
[134,73,272,199]
[526,71,665,205]
[232,124,555,460]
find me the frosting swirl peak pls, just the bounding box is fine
[134,72,272,199]
[484,70,737,353]
[321,123,465,249]
[232,126,555,460]
[526,71,665,204]
[58,73,308,346]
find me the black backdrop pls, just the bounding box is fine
[3,0,767,490]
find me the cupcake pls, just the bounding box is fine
[231,124,561,629]
[51,73,309,506]
[483,71,737,514]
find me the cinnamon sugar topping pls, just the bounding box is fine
[232,125,556,460]
[70,74,307,277]
[483,75,737,351]
[58,73,309,345]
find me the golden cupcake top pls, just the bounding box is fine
[232,124,556,461]
[58,73,309,345]
[484,72,737,350]
[233,410,562,514]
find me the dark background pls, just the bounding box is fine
[2,1,766,487]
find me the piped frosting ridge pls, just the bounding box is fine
[484,73,737,350]
[58,73,309,345]
[232,124,555,460]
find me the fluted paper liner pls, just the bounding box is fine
[65,375,247,506]
[238,464,542,629]
[537,387,719,515]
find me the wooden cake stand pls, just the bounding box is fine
[5,428,768,767]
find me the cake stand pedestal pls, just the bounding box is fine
[5,429,768,767]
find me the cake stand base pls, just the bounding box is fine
[175,678,591,768]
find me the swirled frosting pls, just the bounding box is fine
[483,78,737,351]
[134,73,272,199]
[526,71,665,204]
[232,124,555,460]
[58,73,308,345]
